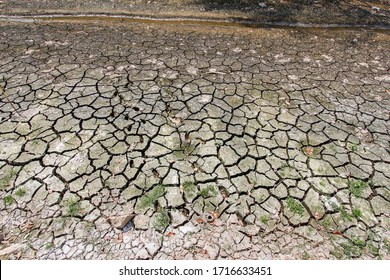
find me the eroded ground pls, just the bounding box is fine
[0,20,389,260]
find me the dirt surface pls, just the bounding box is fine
[1,0,390,27]
[0,18,389,260]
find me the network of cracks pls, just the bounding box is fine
[0,21,389,259]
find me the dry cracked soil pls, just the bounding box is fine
[0,9,389,260]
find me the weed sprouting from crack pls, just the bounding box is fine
[199,185,218,198]
[65,198,82,217]
[3,195,15,205]
[352,208,362,219]
[347,142,358,152]
[0,169,17,189]
[260,215,269,225]
[348,179,371,197]
[152,208,170,232]
[138,184,166,209]
[15,188,26,197]
[286,197,305,216]
[182,181,197,198]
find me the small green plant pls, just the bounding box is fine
[342,241,363,257]
[15,188,26,197]
[138,185,166,209]
[3,195,14,205]
[352,208,362,219]
[0,169,17,189]
[286,197,305,216]
[65,198,82,217]
[45,243,54,250]
[180,143,196,156]
[199,185,217,198]
[153,208,170,231]
[322,216,332,228]
[260,215,269,224]
[352,238,366,248]
[30,139,40,146]
[348,179,370,197]
[339,206,353,222]
[331,247,344,259]
[278,163,289,177]
[347,143,358,152]
[367,242,379,255]
[302,251,310,260]
[182,181,197,198]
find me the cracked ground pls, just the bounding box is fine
[0,19,389,260]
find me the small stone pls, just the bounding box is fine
[108,213,135,229]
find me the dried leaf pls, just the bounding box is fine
[331,230,343,236]
[305,146,313,156]
[196,218,204,224]
[114,233,123,243]
[166,232,175,237]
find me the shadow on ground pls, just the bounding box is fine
[197,0,390,26]
[1,0,390,26]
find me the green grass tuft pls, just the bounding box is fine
[352,208,362,219]
[199,185,217,198]
[348,179,371,197]
[182,181,197,198]
[65,198,82,217]
[286,197,305,216]
[3,195,14,205]
[260,215,269,225]
[139,184,166,209]
[152,208,170,231]
[0,169,17,189]
[15,188,26,197]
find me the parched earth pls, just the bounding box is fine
[0,19,389,260]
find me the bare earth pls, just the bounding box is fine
[0,2,389,260]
